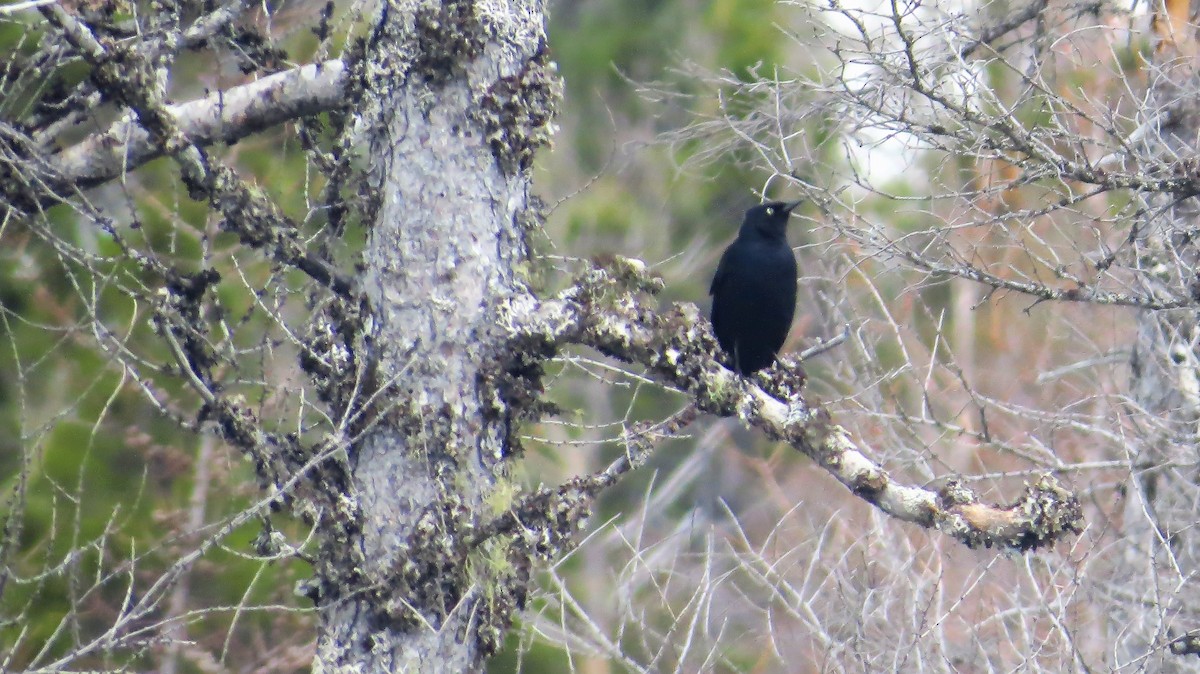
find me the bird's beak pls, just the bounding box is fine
[782,200,803,215]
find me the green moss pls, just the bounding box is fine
[485,477,520,516]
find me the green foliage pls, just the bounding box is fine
[704,0,785,76]
[0,5,334,669]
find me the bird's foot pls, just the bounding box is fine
[754,356,807,401]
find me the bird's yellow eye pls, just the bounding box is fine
[766,207,775,216]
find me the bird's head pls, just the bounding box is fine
[741,200,801,238]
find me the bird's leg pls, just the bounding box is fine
[754,356,807,403]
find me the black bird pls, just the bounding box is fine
[709,200,801,374]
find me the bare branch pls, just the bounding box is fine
[959,0,1050,58]
[51,60,348,190]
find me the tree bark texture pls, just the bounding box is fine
[313,1,559,671]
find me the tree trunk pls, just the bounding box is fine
[313,1,557,670]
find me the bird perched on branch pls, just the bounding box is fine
[709,200,801,374]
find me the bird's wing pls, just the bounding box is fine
[709,248,730,297]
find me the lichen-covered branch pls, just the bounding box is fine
[51,60,348,191]
[32,4,353,299]
[1171,631,1200,658]
[505,257,1084,552]
[470,405,701,550]
[30,0,361,540]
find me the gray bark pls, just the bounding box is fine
[313,1,557,670]
[52,60,348,190]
